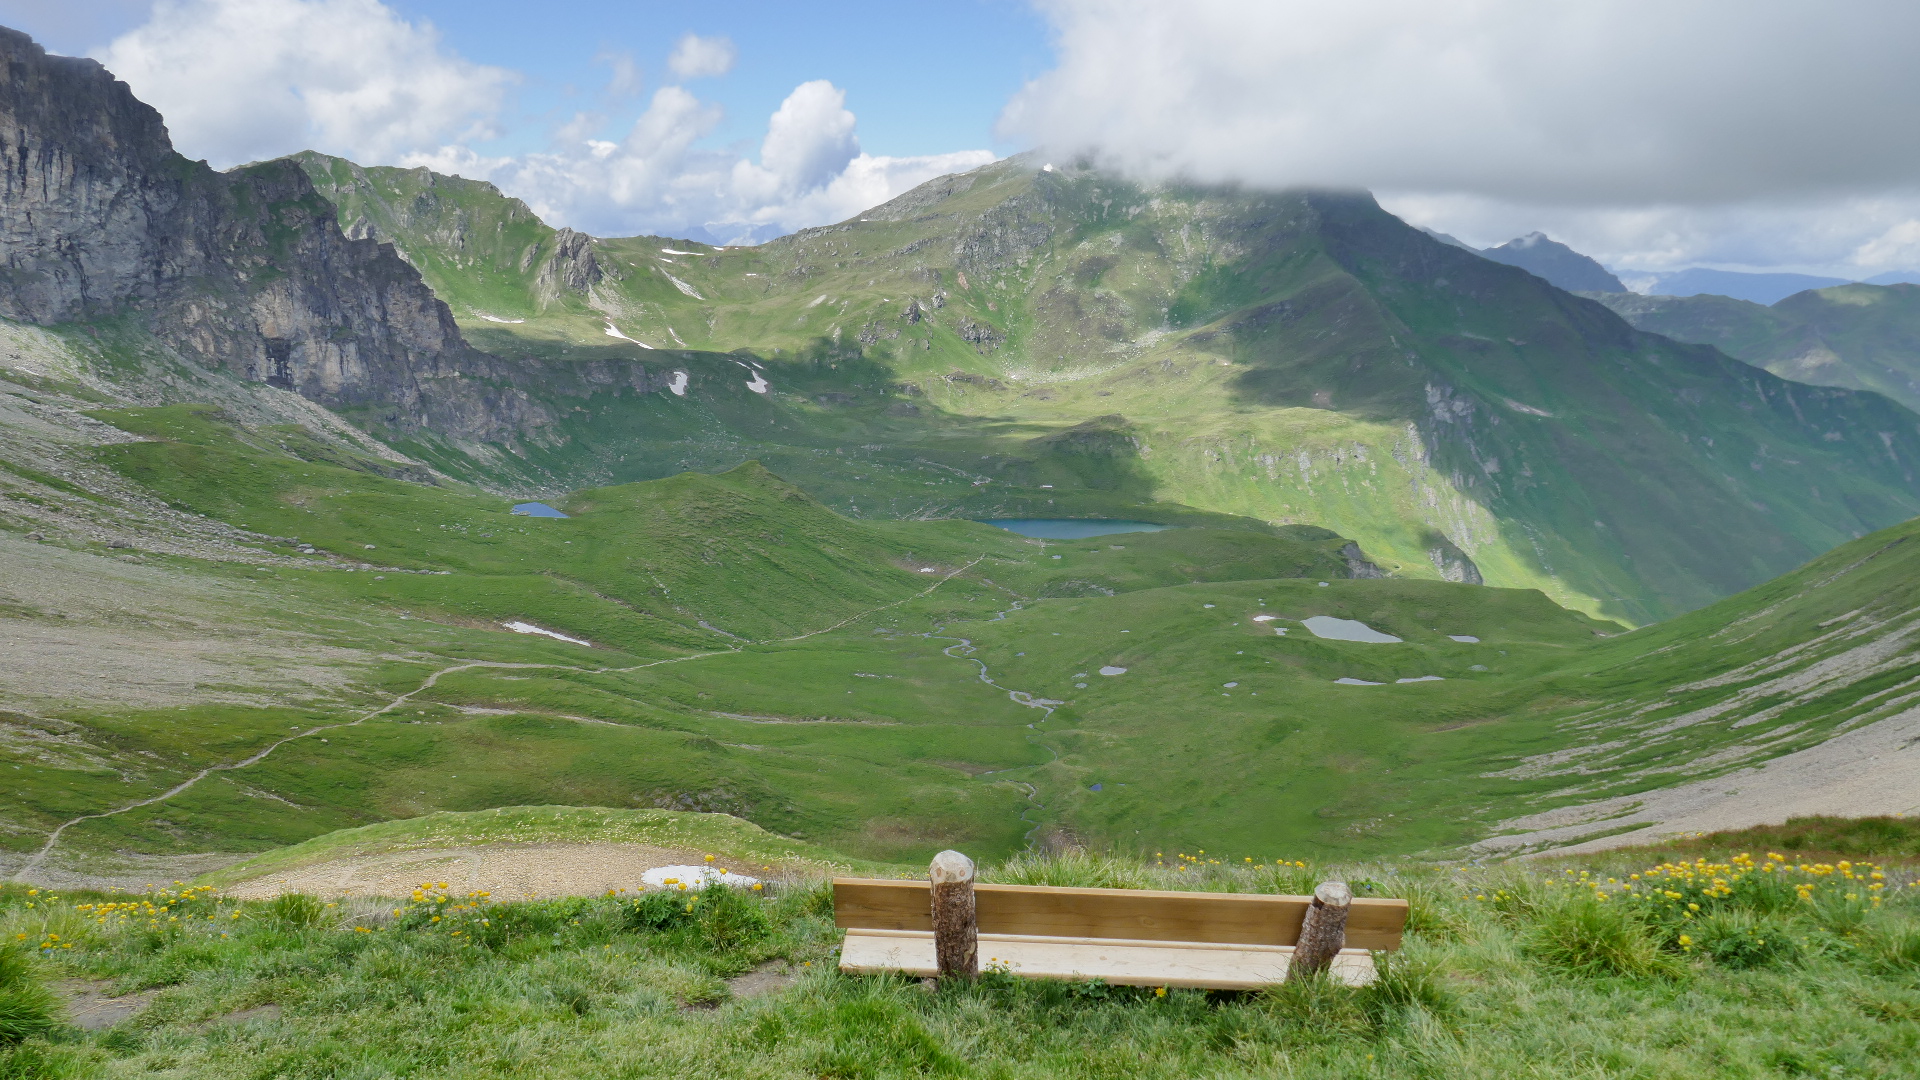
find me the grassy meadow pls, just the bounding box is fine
[0,815,1916,1078]
[8,398,1920,875]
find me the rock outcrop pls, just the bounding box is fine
[0,28,518,440]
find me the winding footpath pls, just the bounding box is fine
[11,557,1000,880]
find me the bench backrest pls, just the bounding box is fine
[833,878,1407,951]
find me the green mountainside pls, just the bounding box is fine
[1596,283,1920,412]
[4,55,1919,886]
[2,380,1916,872]
[291,152,1920,625]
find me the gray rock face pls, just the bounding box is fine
[0,28,511,439]
[535,228,603,301]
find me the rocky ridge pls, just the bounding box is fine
[0,30,687,448]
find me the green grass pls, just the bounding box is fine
[8,401,1920,872]
[0,842,1916,1078]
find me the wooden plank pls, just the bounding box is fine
[832,879,1407,951]
[839,928,1377,989]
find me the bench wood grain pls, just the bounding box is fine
[833,878,1408,951]
[840,928,1380,988]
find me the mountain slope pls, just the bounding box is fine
[9,29,1920,624]
[330,154,1920,621]
[0,29,508,440]
[1476,510,1920,852]
[1479,232,1627,292]
[1596,283,1920,412]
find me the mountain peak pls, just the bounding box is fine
[1480,232,1626,293]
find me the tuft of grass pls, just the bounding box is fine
[1689,910,1801,970]
[0,951,58,1047]
[263,893,331,930]
[1522,891,1677,978]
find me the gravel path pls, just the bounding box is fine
[221,842,766,899]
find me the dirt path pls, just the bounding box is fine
[12,556,991,880]
[221,842,762,900]
[1477,703,1920,857]
[6,660,572,882]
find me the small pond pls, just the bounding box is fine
[1302,616,1403,643]
[979,519,1175,539]
[511,502,570,518]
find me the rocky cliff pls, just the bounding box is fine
[0,28,677,442]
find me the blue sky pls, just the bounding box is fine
[7,0,1920,276]
[387,0,1052,160]
[2,0,1051,160]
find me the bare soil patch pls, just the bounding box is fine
[1480,703,1920,857]
[221,842,765,900]
[60,980,157,1031]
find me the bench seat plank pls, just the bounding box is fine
[833,878,1407,951]
[839,928,1378,989]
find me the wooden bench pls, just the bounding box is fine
[834,852,1408,989]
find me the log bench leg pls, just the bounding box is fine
[1287,881,1352,980]
[930,850,977,980]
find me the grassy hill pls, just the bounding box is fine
[291,153,1920,625]
[1594,283,1920,413]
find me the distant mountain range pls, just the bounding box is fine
[1424,227,1920,305]
[1594,284,1920,413]
[1478,232,1628,293]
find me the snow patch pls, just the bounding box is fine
[1099,665,1127,676]
[661,248,701,255]
[663,272,704,299]
[503,621,592,647]
[745,372,769,393]
[1251,615,1278,623]
[665,371,689,396]
[1396,676,1445,683]
[1334,677,1384,686]
[473,312,525,324]
[603,321,652,348]
[1448,635,1480,643]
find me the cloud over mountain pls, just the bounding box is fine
[95,0,512,167]
[1004,0,1920,273]
[1005,0,1920,203]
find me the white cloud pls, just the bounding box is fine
[94,0,513,168]
[89,0,992,243]
[667,33,736,81]
[595,49,644,100]
[421,81,992,243]
[1005,0,1920,273]
[753,80,860,195]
